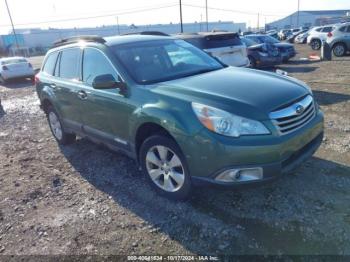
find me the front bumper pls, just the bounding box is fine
[256,55,283,67]
[181,110,324,187]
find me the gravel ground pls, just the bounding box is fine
[0,44,350,256]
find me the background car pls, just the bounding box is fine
[245,34,296,62]
[175,32,249,67]
[241,37,282,68]
[295,30,311,44]
[278,29,292,40]
[0,57,35,84]
[286,29,308,43]
[307,25,335,50]
[326,22,350,57]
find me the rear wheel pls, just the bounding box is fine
[332,43,346,57]
[0,75,6,84]
[140,135,192,200]
[310,39,321,50]
[46,105,76,145]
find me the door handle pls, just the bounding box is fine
[77,90,88,100]
[49,83,57,89]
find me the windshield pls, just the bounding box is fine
[111,39,224,84]
[241,37,257,47]
[250,35,280,44]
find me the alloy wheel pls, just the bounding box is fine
[48,111,63,140]
[311,40,320,50]
[145,145,185,192]
[333,45,345,57]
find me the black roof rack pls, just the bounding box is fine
[53,35,106,47]
[122,31,169,36]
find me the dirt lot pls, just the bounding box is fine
[0,44,350,257]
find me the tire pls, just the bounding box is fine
[46,105,76,145]
[332,43,347,57]
[0,75,6,84]
[139,135,192,200]
[310,39,321,50]
[248,56,256,68]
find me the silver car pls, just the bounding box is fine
[326,22,350,57]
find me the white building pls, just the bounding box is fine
[267,10,350,30]
[1,21,246,56]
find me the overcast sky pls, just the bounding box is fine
[0,0,349,33]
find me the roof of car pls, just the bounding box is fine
[104,34,174,46]
[0,56,26,61]
[175,32,239,39]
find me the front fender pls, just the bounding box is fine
[129,101,204,160]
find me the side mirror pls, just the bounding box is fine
[92,74,118,89]
[92,74,127,94]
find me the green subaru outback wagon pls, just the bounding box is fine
[36,35,324,200]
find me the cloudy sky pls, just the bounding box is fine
[0,0,349,33]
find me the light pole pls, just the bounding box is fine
[4,0,20,54]
[179,0,183,33]
[205,0,209,31]
[297,0,300,27]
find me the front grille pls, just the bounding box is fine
[269,95,316,135]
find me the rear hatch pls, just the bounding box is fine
[180,33,248,67]
[201,33,248,67]
[2,58,32,73]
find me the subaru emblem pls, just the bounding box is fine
[295,105,305,115]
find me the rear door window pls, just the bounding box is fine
[339,26,346,32]
[42,52,58,75]
[59,48,81,80]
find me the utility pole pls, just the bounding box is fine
[257,13,260,31]
[116,16,120,35]
[179,0,183,33]
[205,0,209,31]
[4,0,20,54]
[297,0,300,27]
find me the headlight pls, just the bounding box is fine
[192,103,270,137]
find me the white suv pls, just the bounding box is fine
[175,32,250,67]
[326,22,350,57]
[307,25,335,50]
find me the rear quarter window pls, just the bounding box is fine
[42,52,59,75]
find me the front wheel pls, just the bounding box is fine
[139,135,192,200]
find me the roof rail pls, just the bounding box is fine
[122,31,169,36]
[53,35,106,47]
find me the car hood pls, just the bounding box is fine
[152,67,310,120]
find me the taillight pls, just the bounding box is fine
[2,65,8,70]
[34,74,40,84]
[28,63,33,68]
[327,32,333,37]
